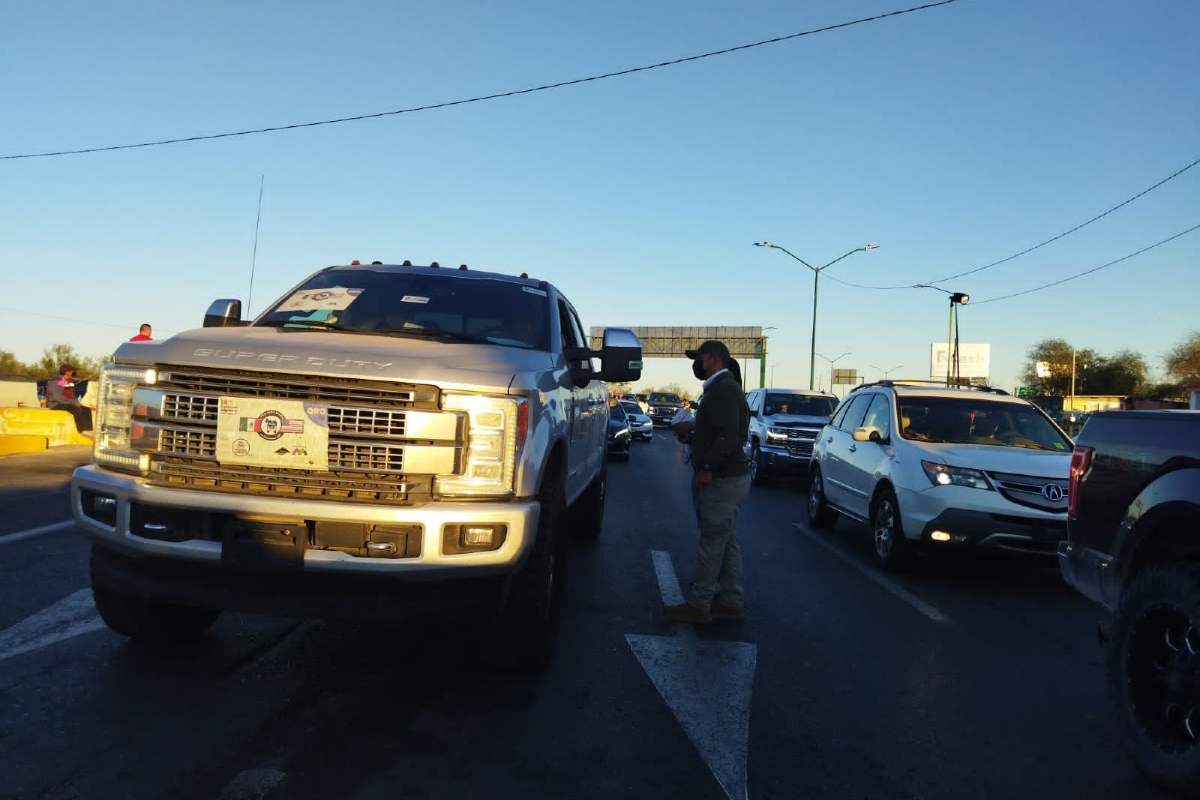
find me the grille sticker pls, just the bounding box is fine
[216,397,329,470]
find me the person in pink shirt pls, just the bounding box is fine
[46,363,93,433]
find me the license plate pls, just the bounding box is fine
[215,397,330,471]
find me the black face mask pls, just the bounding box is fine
[692,358,707,380]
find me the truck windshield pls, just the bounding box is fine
[257,269,550,351]
[649,393,680,404]
[764,393,834,417]
[898,397,1072,452]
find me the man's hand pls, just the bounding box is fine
[671,418,695,443]
[693,469,713,490]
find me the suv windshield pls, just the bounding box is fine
[648,393,681,404]
[257,269,550,350]
[898,397,1071,452]
[764,393,835,417]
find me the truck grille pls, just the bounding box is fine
[139,367,459,505]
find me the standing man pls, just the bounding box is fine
[129,323,152,342]
[666,340,751,623]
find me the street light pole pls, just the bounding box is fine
[815,351,852,392]
[870,363,904,380]
[914,285,970,384]
[760,326,777,389]
[754,241,877,390]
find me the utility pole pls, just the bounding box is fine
[1070,349,1076,413]
[754,242,877,389]
[914,286,970,385]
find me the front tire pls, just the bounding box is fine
[871,488,912,571]
[485,470,567,670]
[91,546,219,643]
[750,443,768,486]
[1107,563,1200,794]
[806,468,838,529]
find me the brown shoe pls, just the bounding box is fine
[711,603,745,622]
[663,603,712,624]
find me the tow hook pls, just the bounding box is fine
[1096,620,1110,648]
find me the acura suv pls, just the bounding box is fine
[807,381,1073,570]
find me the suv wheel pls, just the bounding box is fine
[91,546,219,643]
[750,443,768,486]
[871,489,912,571]
[572,460,607,540]
[1108,563,1200,793]
[806,468,837,529]
[485,470,567,670]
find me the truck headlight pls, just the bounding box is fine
[921,461,992,490]
[766,427,790,443]
[436,393,527,497]
[95,364,155,475]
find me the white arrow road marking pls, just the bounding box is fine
[0,520,75,545]
[626,550,757,800]
[792,522,954,625]
[0,588,105,662]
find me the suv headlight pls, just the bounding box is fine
[921,461,992,490]
[436,393,527,497]
[766,427,789,443]
[95,364,156,475]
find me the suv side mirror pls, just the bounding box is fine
[204,299,244,328]
[853,426,885,444]
[597,328,643,383]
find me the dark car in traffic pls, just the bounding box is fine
[607,401,632,459]
[647,392,683,428]
[1058,410,1200,794]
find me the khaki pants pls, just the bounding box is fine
[687,472,751,610]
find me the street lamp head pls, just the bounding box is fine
[863,243,879,252]
[753,241,772,248]
[951,292,970,305]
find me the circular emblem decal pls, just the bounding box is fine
[255,410,287,440]
[232,438,251,456]
[1041,483,1065,502]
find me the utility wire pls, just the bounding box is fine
[0,307,140,331]
[969,222,1200,305]
[825,155,1200,290]
[0,1,961,161]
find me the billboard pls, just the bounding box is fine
[930,342,990,380]
[589,326,764,358]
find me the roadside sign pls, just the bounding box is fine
[1016,386,1036,398]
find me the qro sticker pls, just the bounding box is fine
[276,287,363,312]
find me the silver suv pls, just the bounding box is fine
[807,381,1073,570]
[745,387,837,484]
[72,262,641,668]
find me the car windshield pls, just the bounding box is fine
[620,401,641,416]
[256,269,550,350]
[764,393,835,417]
[648,393,680,403]
[898,397,1071,452]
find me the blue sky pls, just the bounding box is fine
[2,0,1197,393]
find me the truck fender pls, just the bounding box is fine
[1114,467,1200,584]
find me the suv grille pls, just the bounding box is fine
[987,471,1069,513]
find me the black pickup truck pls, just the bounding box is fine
[1059,410,1200,794]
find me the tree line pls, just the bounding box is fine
[0,344,104,381]
[1023,331,1200,398]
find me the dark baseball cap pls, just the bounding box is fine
[685,340,732,361]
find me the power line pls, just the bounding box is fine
[825,155,1200,290]
[0,1,961,161]
[969,222,1200,305]
[0,307,132,331]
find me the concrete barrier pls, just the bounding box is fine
[0,407,92,447]
[0,380,40,408]
[0,435,48,456]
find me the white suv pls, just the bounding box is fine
[807,382,1073,570]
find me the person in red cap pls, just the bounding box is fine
[129,323,152,342]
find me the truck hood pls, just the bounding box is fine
[914,442,1071,478]
[764,414,829,428]
[113,326,555,394]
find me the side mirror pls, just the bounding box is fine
[597,328,643,383]
[853,426,885,443]
[204,299,244,328]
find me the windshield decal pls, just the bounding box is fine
[276,287,363,312]
[400,295,430,304]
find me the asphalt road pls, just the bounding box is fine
[0,439,1171,799]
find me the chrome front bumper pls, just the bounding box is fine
[72,464,540,579]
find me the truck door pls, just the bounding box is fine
[556,298,589,500]
[566,305,604,480]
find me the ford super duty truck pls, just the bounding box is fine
[1059,410,1200,793]
[72,261,642,669]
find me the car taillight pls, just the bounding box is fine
[1067,445,1093,518]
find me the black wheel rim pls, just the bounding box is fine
[1127,604,1200,753]
[808,474,822,517]
[874,500,895,560]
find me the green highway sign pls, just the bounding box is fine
[1016,386,1036,398]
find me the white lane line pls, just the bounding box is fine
[0,588,105,662]
[651,549,687,607]
[792,522,954,625]
[0,520,75,545]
